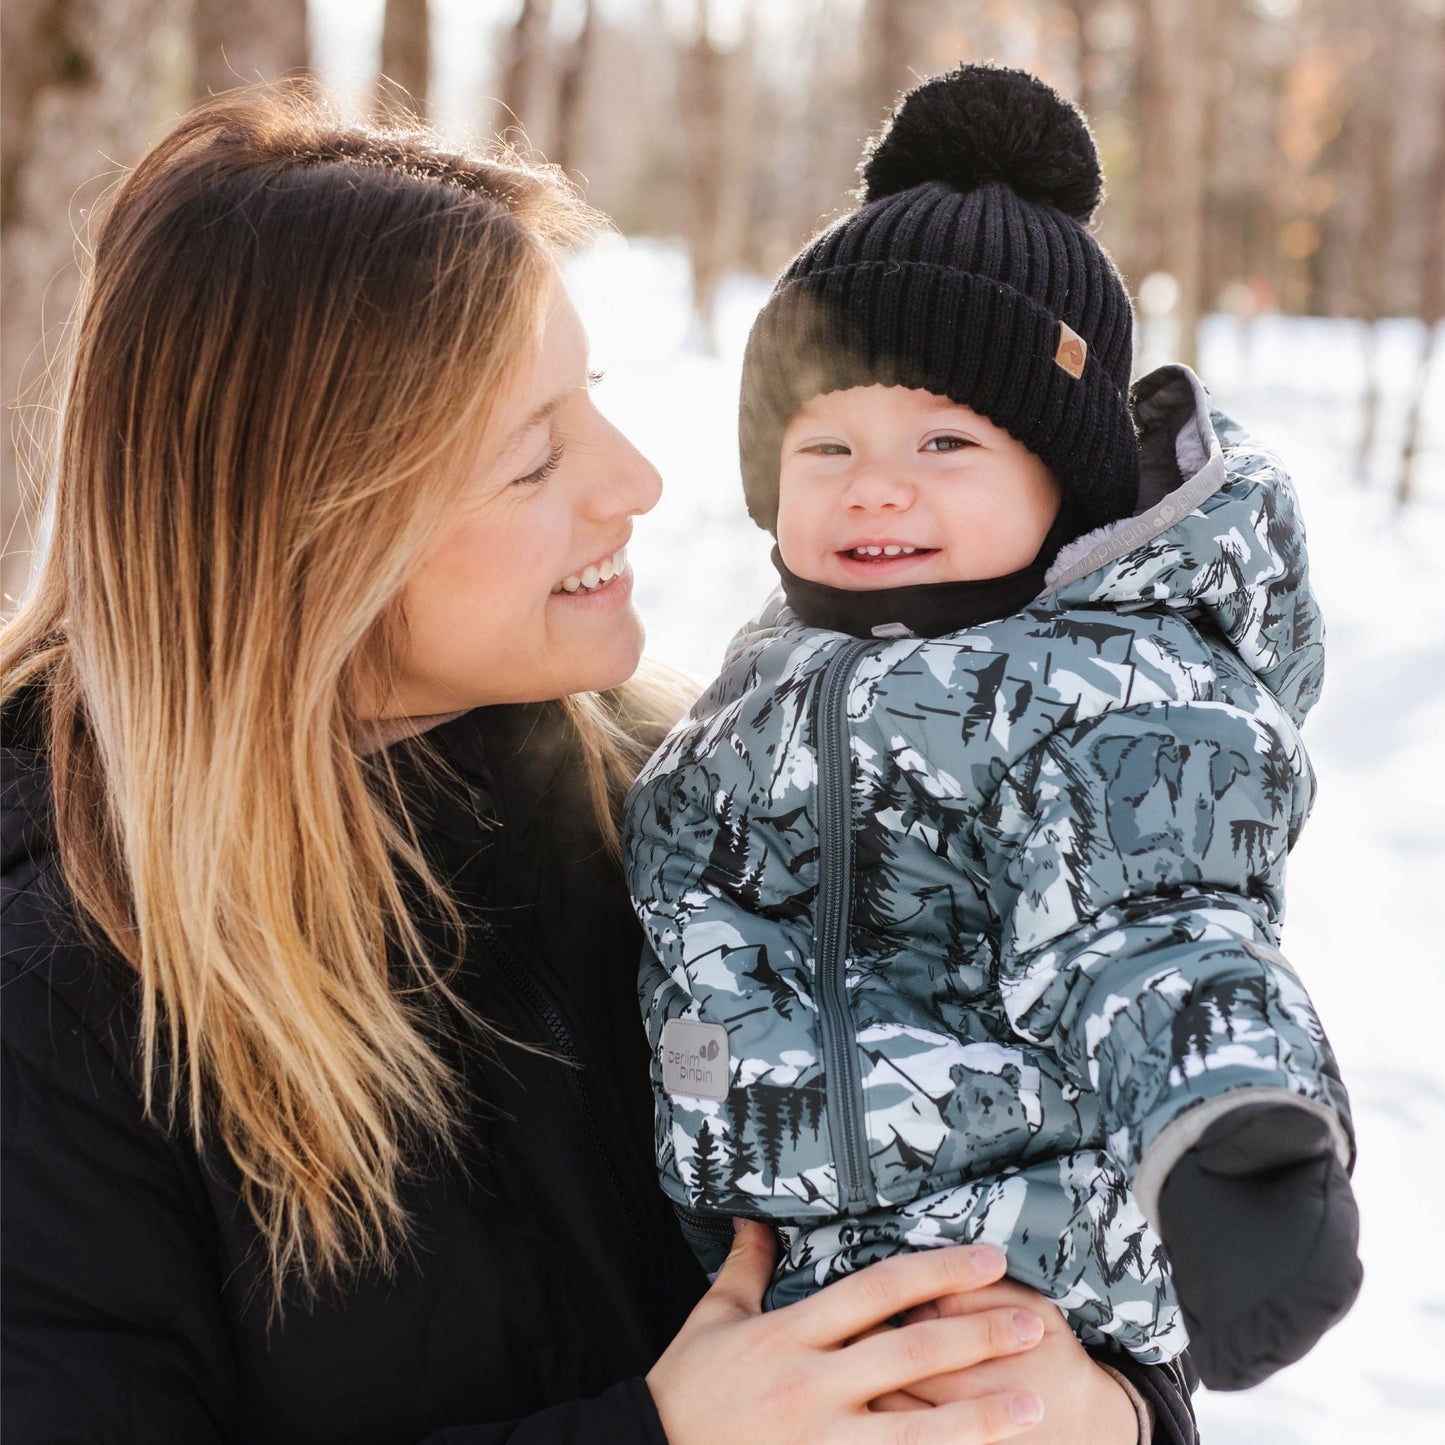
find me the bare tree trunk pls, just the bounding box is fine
[553,0,598,176]
[862,0,931,132]
[194,0,308,98]
[497,0,557,155]
[1352,7,1403,487]
[1159,0,1206,368]
[1063,0,1101,121]
[678,0,756,351]
[1,0,187,611]
[1397,22,1445,508]
[1196,0,1234,326]
[378,0,430,116]
[1128,0,1167,287]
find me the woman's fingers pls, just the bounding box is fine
[853,1390,1044,1443]
[835,1309,1046,1403]
[927,1277,1050,1317]
[787,1244,1008,1348]
[693,1219,779,1322]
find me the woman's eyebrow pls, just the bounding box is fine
[500,390,569,455]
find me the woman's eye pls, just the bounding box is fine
[923,434,974,452]
[513,443,564,486]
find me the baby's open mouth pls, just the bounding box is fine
[842,545,937,562]
[552,547,627,595]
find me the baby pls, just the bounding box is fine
[624,64,1361,1390]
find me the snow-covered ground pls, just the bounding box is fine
[567,237,1445,1444]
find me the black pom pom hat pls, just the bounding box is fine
[739,64,1139,554]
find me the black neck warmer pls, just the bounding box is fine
[771,515,1073,639]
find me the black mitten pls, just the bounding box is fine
[1157,1103,1362,1391]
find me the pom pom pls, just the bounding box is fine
[860,64,1102,223]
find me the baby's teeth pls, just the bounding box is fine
[883,545,901,556]
[900,546,916,555]
[562,576,581,593]
[581,564,601,588]
[599,557,615,582]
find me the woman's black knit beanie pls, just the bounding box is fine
[739,64,1140,550]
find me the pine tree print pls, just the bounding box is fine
[691,1119,722,1203]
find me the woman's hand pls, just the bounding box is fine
[872,1276,1141,1444]
[647,1221,1049,1445]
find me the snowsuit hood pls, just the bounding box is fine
[1040,365,1324,729]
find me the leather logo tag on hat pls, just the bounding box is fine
[1055,321,1087,379]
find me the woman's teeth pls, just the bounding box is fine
[850,545,922,559]
[552,547,626,595]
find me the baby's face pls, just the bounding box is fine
[775,386,1061,590]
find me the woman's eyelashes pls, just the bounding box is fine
[513,442,564,487]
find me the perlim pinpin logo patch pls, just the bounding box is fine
[661,1018,730,1101]
[1055,320,1087,379]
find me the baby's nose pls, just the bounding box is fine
[845,462,913,510]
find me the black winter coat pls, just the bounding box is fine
[1,695,1197,1444]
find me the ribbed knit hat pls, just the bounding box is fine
[739,64,1139,551]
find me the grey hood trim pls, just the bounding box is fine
[1042,365,1227,595]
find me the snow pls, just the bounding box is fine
[568,236,1445,1442]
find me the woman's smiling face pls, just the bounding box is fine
[775,385,1061,590]
[385,279,662,716]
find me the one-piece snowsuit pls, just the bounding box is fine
[623,367,1354,1361]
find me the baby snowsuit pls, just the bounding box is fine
[623,368,1354,1361]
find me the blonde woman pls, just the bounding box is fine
[0,90,1196,1444]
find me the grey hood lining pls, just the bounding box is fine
[1042,365,1227,595]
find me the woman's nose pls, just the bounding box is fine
[584,412,663,521]
[844,460,913,513]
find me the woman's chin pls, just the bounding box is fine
[548,608,647,696]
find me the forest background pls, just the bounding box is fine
[3,0,1443,603]
[3,3,1444,1442]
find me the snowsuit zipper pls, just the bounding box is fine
[813,638,877,1214]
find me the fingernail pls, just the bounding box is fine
[970,1243,1006,1274]
[1011,1394,1044,1426]
[1013,1311,1044,1345]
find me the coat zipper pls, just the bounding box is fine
[473,914,650,1265]
[813,638,876,1214]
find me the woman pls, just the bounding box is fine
[0,88,1197,1443]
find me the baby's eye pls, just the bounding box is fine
[802,441,851,456]
[922,434,974,452]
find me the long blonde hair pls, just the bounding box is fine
[0,86,688,1308]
